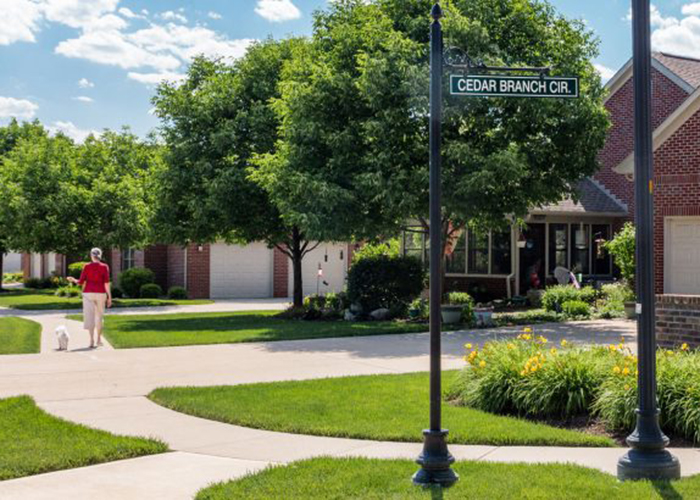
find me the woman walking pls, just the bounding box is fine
[67,248,112,348]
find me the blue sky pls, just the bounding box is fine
[0,1,697,139]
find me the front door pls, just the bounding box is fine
[520,223,546,294]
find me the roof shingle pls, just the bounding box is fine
[535,178,628,216]
[653,52,700,89]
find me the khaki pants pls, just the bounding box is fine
[83,293,107,330]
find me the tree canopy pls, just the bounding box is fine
[254,0,609,243]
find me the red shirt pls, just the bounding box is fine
[78,262,111,294]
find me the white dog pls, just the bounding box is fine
[55,325,70,351]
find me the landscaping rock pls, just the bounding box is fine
[344,310,357,322]
[369,308,391,321]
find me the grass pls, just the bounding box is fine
[0,396,167,481]
[196,457,699,499]
[0,289,212,310]
[149,371,614,447]
[0,317,41,355]
[72,311,429,349]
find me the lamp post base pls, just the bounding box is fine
[617,449,681,481]
[413,430,459,487]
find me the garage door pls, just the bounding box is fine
[210,243,273,299]
[289,243,348,297]
[667,218,700,294]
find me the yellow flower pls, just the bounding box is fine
[507,343,515,350]
[613,366,622,374]
[524,327,533,334]
[462,356,469,362]
[624,384,631,391]
[479,360,486,368]
[617,343,624,351]
[622,367,631,376]
[681,343,689,351]
[538,336,548,344]
[520,370,527,376]
[667,350,675,356]
[609,344,618,352]
[550,348,557,355]
[465,343,473,350]
[560,339,568,347]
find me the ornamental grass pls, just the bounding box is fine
[450,330,700,443]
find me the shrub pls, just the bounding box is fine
[409,298,428,320]
[351,239,400,263]
[111,286,124,299]
[119,267,155,298]
[347,255,425,313]
[324,292,348,312]
[55,287,67,297]
[597,283,634,319]
[167,286,188,300]
[2,272,23,284]
[603,223,636,290]
[304,294,327,311]
[561,300,591,319]
[140,283,162,299]
[446,292,475,324]
[23,277,43,289]
[541,285,596,312]
[495,310,564,326]
[55,286,81,298]
[68,262,89,280]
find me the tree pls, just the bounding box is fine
[0,120,50,289]
[152,40,322,307]
[254,0,609,284]
[0,128,159,262]
[604,223,636,293]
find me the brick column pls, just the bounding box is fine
[656,295,700,349]
[273,247,289,298]
[186,244,211,299]
[21,254,31,280]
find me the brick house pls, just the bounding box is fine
[22,242,355,300]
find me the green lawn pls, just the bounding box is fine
[0,396,167,481]
[0,289,212,310]
[150,371,614,447]
[0,317,41,355]
[76,311,429,349]
[196,457,699,500]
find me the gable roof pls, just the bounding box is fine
[532,178,628,216]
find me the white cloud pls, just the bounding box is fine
[160,11,187,23]
[127,71,187,85]
[41,0,120,29]
[0,0,43,45]
[255,0,301,23]
[48,121,99,142]
[594,63,616,82]
[0,96,38,119]
[73,96,94,103]
[208,11,222,20]
[118,7,141,19]
[648,3,700,58]
[78,78,94,88]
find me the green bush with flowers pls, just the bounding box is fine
[450,329,700,443]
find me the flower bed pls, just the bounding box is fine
[449,328,700,443]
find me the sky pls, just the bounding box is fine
[0,0,698,140]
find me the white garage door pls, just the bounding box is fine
[210,243,273,299]
[289,243,348,297]
[667,218,700,294]
[31,254,42,278]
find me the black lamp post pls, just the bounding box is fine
[413,2,458,487]
[617,0,680,481]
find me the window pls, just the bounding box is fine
[491,230,512,275]
[570,224,590,275]
[592,225,611,275]
[468,230,490,274]
[403,228,424,262]
[121,249,135,271]
[445,232,466,274]
[549,224,568,274]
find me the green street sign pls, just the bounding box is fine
[450,74,579,98]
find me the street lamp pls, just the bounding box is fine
[412,2,458,487]
[617,0,680,481]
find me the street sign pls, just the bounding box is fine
[450,74,579,98]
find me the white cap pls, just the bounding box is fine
[90,247,103,259]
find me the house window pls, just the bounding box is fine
[445,232,466,274]
[570,224,590,275]
[121,249,136,271]
[468,230,489,274]
[592,225,611,275]
[549,224,568,274]
[403,228,425,263]
[491,230,512,275]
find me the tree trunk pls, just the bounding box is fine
[0,250,4,292]
[290,227,304,308]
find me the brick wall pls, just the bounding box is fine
[21,254,30,280]
[272,247,289,298]
[144,245,169,290]
[167,245,186,290]
[186,244,210,299]
[651,107,700,293]
[110,249,121,281]
[656,295,700,348]
[595,68,690,215]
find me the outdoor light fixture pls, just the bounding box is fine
[617,0,680,481]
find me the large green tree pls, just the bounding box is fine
[0,128,160,261]
[152,39,322,307]
[254,0,609,253]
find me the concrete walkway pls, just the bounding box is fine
[0,309,695,498]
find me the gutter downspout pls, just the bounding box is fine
[506,224,515,299]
